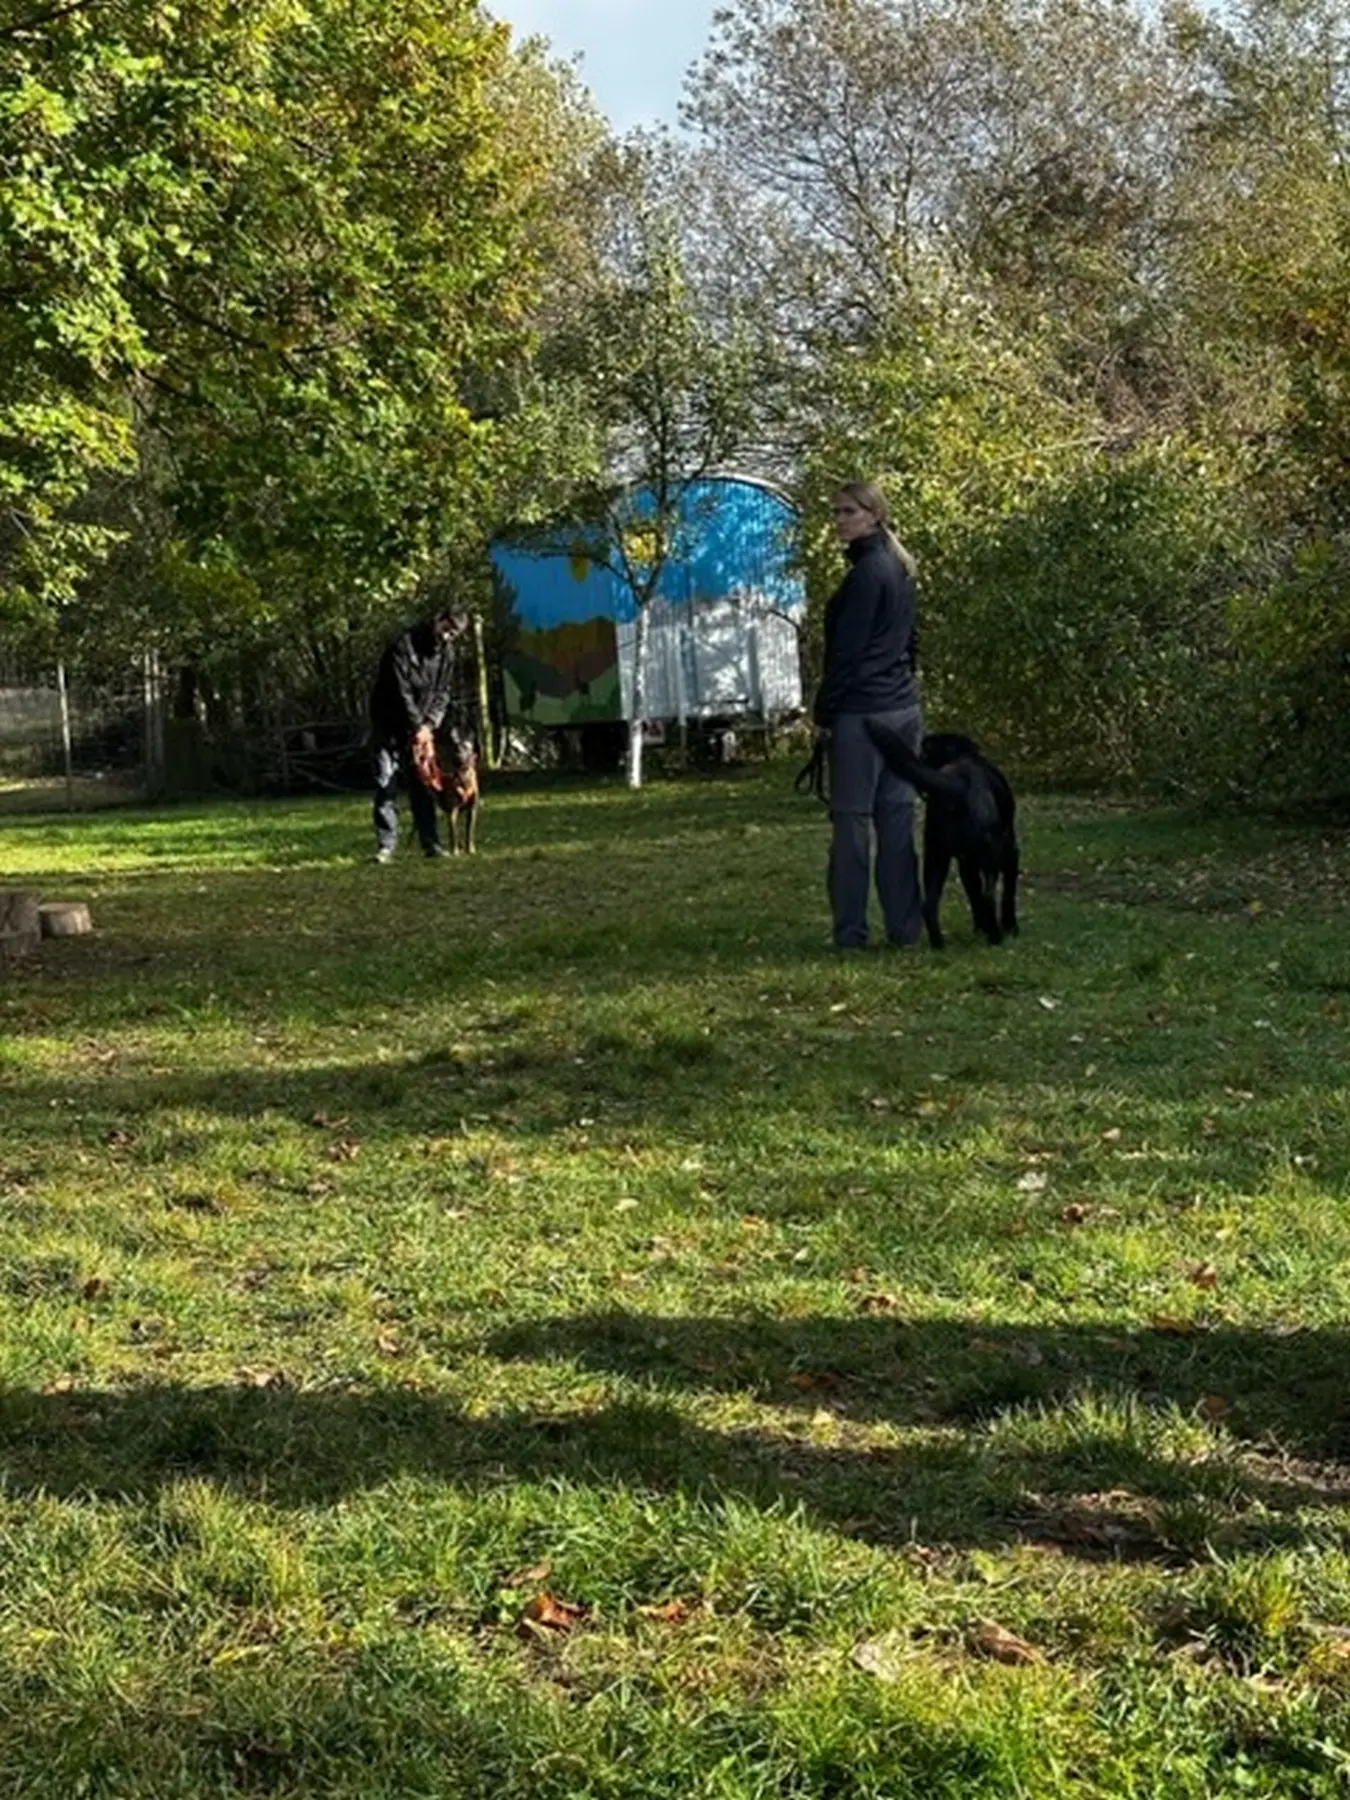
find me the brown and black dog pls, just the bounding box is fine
[435,728,480,855]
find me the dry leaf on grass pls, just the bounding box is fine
[969,1619,1045,1665]
[165,1190,225,1215]
[504,1559,553,1589]
[518,1592,590,1639]
[638,1598,694,1623]
[235,1365,293,1390]
[328,1139,361,1163]
[1060,1204,1092,1226]
[1189,1261,1220,1290]
[1149,1314,1199,1336]
[1199,1394,1232,1423]
[852,1634,910,1681]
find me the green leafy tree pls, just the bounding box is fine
[535,140,758,788]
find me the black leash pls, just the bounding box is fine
[794,739,829,804]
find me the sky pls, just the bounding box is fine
[497,0,720,131]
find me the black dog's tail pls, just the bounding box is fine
[865,719,969,801]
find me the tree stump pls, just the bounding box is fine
[39,901,93,938]
[0,891,41,964]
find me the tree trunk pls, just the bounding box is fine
[0,890,41,965]
[143,649,166,797]
[626,603,651,790]
[55,656,74,812]
[39,901,92,937]
[472,613,497,768]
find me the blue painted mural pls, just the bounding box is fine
[491,476,804,726]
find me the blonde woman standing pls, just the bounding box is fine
[813,480,924,948]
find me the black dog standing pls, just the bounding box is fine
[865,725,1020,948]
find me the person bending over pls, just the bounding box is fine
[368,606,468,862]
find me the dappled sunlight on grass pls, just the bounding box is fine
[2,766,1350,1795]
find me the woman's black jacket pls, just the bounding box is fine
[812,531,919,727]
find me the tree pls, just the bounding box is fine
[536,139,758,788]
[2,0,611,779]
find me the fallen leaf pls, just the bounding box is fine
[1017,1171,1049,1193]
[376,1330,403,1358]
[518,1592,589,1638]
[1060,1204,1091,1226]
[1100,1127,1123,1143]
[638,1598,693,1623]
[236,1365,293,1390]
[81,1275,111,1301]
[858,1292,903,1315]
[852,1634,909,1681]
[42,1374,76,1395]
[1037,996,1061,1012]
[329,1139,361,1163]
[1190,1262,1220,1290]
[504,1559,553,1588]
[1199,1394,1231,1423]
[1149,1314,1198,1336]
[311,1112,349,1131]
[969,1619,1045,1665]
[165,1190,225,1215]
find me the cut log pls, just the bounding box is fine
[0,891,40,963]
[39,901,92,938]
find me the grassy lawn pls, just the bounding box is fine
[2,766,1349,1798]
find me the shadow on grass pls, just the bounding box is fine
[3,1320,1347,1559]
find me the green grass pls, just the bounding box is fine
[2,767,1350,1797]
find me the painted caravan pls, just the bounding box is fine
[490,476,805,737]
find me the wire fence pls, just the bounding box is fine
[0,660,146,795]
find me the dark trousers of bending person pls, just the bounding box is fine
[371,737,443,859]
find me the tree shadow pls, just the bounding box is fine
[2,1317,1347,1561]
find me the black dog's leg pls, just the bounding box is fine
[959,859,1003,943]
[922,845,951,949]
[1000,844,1020,937]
